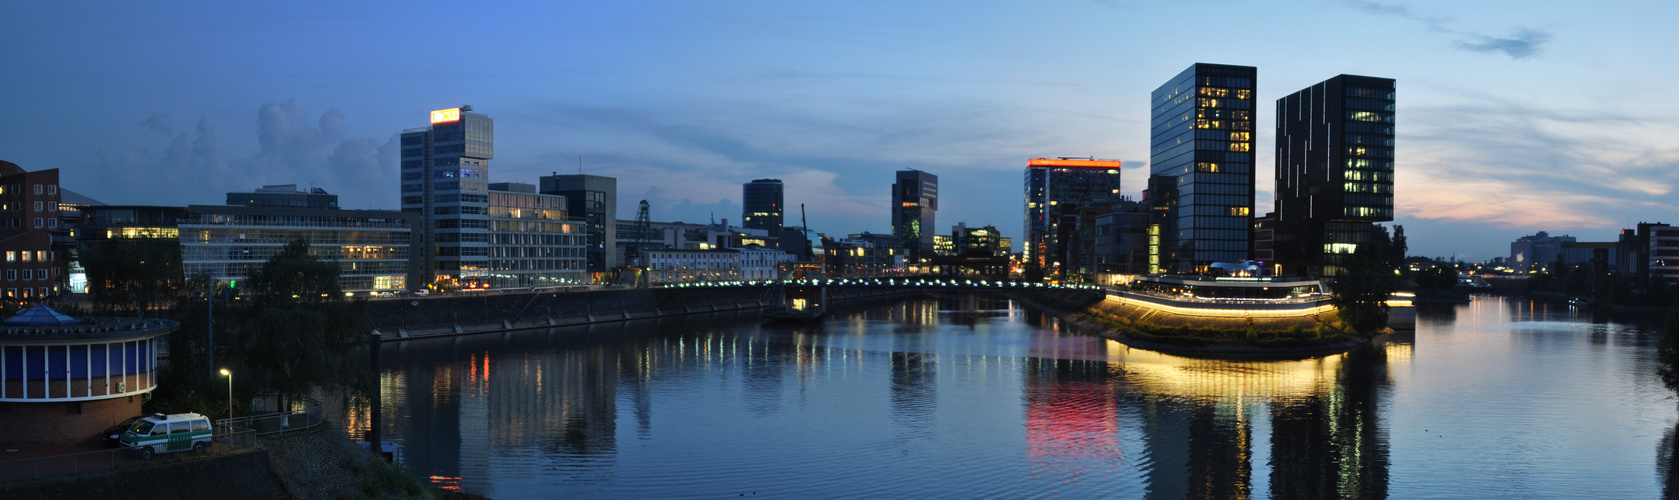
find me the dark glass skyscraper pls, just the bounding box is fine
[742,179,784,232]
[401,107,494,286]
[1274,75,1395,276]
[892,170,938,263]
[540,174,617,273]
[1150,63,1257,272]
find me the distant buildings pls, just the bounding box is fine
[541,174,617,274]
[644,245,792,284]
[892,170,938,264]
[1618,223,1679,283]
[1509,231,1576,273]
[1273,74,1396,277]
[742,179,784,233]
[1149,63,1258,273]
[1022,158,1123,276]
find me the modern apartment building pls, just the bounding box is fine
[1150,63,1258,272]
[0,160,65,300]
[1274,74,1396,276]
[485,182,588,287]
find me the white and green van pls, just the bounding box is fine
[119,412,214,459]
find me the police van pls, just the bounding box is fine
[119,412,214,459]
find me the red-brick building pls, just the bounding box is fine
[0,160,64,300]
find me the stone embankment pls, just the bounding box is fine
[369,286,914,342]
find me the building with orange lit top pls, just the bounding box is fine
[1022,158,1123,277]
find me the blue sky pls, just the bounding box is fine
[4,0,1676,260]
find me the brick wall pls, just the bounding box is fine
[0,396,142,443]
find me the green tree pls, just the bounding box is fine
[80,237,184,318]
[232,240,372,400]
[1331,227,1403,334]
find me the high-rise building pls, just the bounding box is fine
[1274,75,1395,276]
[401,106,494,287]
[892,170,938,263]
[541,174,617,273]
[742,179,784,233]
[1150,63,1257,273]
[1023,158,1123,275]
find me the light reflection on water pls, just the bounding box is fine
[328,294,1672,499]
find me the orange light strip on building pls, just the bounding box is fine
[1027,158,1123,168]
[430,108,461,124]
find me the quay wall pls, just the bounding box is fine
[368,286,913,342]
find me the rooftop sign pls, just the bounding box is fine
[430,108,461,124]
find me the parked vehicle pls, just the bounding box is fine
[411,289,430,296]
[119,413,214,459]
[101,415,146,447]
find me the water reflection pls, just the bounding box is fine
[331,295,1679,498]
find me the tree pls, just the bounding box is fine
[80,237,184,318]
[232,240,372,400]
[1331,227,1403,334]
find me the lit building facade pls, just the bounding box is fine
[1150,63,1257,272]
[644,246,792,284]
[1023,158,1123,275]
[0,161,65,300]
[541,174,617,273]
[401,107,494,287]
[742,179,784,233]
[179,205,417,295]
[1274,74,1396,276]
[486,182,588,287]
[892,170,938,263]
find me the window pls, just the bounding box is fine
[4,252,11,262]
[32,201,41,212]
[46,219,55,228]
[32,218,41,228]
[21,269,30,281]
[19,252,29,262]
[36,251,44,261]
[47,185,56,195]
[32,185,41,195]
[5,270,13,280]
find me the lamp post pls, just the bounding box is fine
[219,369,232,421]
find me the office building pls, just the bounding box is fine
[1150,63,1257,272]
[1091,201,1153,275]
[541,174,617,273]
[226,184,338,209]
[892,170,938,263]
[742,179,784,233]
[179,205,418,295]
[486,182,588,287]
[400,106,494,288]
[1618,223,1679,283]
[0,160,65,300]
[1274,74,1396,276]
[1023,158,1123,276]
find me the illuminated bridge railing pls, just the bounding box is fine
[661,279,1105,291]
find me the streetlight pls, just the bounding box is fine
[219,369,232,422]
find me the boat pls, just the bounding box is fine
[764,283,828,321]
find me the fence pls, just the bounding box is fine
[0,426,260,483]
[216,395,325,436]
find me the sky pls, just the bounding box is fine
[4,0,1677,261]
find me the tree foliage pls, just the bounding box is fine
[232,240,372,399]
[80,237,185,318]
[1331,226,1404,334]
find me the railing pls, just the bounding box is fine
[215,396,325,436]
[0,425,260,483]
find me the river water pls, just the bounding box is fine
[333,294,1678,498]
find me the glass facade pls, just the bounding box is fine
[401,109,494,286]
[892,170,938,263]
[482,185,588,287]
[741,179,783,233]
[1150,63,1258,272]
[178,206,414,294]
[1274,75,1396,276]
[539,175,617,273]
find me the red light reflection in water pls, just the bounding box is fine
[429,475,463,491]
[1024,376,1123,486]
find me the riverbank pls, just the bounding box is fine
[1010,289,1385,360]
[368,286,915,342]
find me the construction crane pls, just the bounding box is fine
[626,200,653,287]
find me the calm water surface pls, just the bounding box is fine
[334,295,1677,498]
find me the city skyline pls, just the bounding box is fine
[5,1,1677,260]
